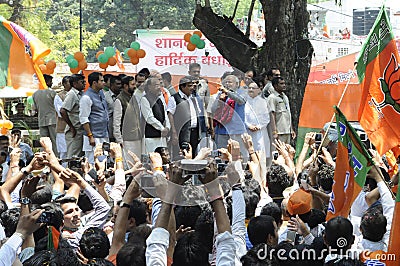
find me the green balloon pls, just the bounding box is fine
[190,34,200,45]
[98,53,108,63]
[130,41,140,51]
[65,54,74,63]
[197,40,206,49]
[68,59,79,69]
[27,96,34,105]
[123,48,130,59]
[105,47,115,58]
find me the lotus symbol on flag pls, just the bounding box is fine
[378,54,400,113]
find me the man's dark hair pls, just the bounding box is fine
[88,72,103,86]
[260,202,283,227]
[110,75,122,86]
[195,208,214,253]
[127,224,152,244]
[172,231,209,266]
[0,135,9,142]
[324,216,354,252]
[247,215,276,246]
[135,72,146,81]
[138,68,150,78]
[62,75,70,85]
[189,62,201,71]
[241,243,280,266]
[175,205,202,229]
[11,129,22,135]
[23,250,75,266]
[360,205,386,242]
[80,227,110,259]
[325,258,364,266]
[43,74,53,83]
[243,191,260,219]
[317,164,334,192]
[116,242,146,266]
[271,77,284,87]
[69,74,85,87]
[30,181,52,205]
[267,164,293,199]
[104,74,113,83]
[128,199,147,226]
[122,76,135,86]
[78,190,94,213]
[161,72,172,83]
[0,208,20,237]
[267,67,280,78]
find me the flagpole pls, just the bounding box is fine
[314,64,357,159]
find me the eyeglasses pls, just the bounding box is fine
[248,87,259,90]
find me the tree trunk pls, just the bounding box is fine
[193,0,313,136]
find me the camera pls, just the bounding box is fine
[141,154,151,170]
[210,150,221,157]
[33,139,42,148]
[180,142,190,152]
[215,158,227,174]
[181,159,207,181]
[102,142,110,153]
[36,211,55,224]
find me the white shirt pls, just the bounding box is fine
[245,95,270,129]
[167,90,199,128]
[140,95,170,132]
[54,94,63,117]
[0,233,23,266]
[146,227,169,266]
[113,99,124,143]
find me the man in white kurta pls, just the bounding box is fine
[245,82,271,158]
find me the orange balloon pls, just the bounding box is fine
[99,62,108,69]
[70,67,80,74]
[184,33,192,42]
[137,49,146,58]
[108,57,117,66]
[187,43,196,51]
[96,51,104,59]
[46,60,56,70]
[193,30,202,38]
[1,128,8,135]
[130,57,139,65]
[78,60,88,70]
[74,51,85,61]
[127,48,137,58]
[4,120,13,130]
[36,58,45,65]
[39,64,47,72]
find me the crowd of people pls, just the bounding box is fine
[0,63,396,265]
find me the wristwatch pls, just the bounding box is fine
[20,197,31,205]
[20,167,30,176]
[119,201,131,209]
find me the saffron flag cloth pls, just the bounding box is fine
[0,16,50,91]
[115,48,125,72]
[326,106,373,221]
[47,226,60,250]
[356,5,400,156]
[386,184,400,266]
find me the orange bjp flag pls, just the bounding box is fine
[326,106,373,221]
[356,6,400,156]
